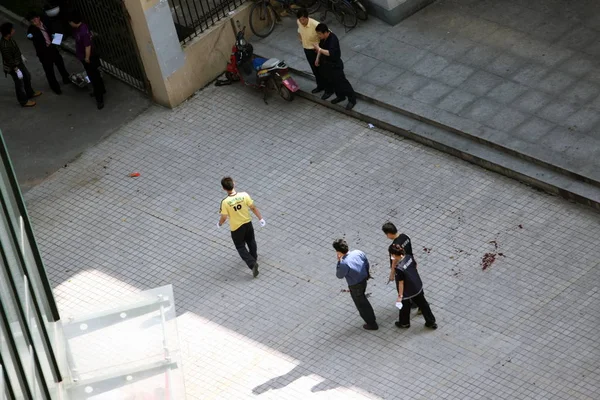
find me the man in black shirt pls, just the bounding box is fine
[389,244,437,329]
[383,221,420,311]
[314,23,356,110]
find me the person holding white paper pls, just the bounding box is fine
[26,11,70,95]
[389,244,437,330]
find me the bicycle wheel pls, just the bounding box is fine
[353,0,368,20]
[334,0,357,28]
[297,0,321,14]
[249,1,277,38]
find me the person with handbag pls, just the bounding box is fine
[68,11,106,109]
[1,22,41,107]
[26,11,70,95]
[389,243,437,330]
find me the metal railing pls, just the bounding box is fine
[169,0,246,44]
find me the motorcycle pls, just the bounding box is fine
[215,22,299,103]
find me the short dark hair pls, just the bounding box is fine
[221,176,234,191]
[382,222,398,235]
[26,11,41,21]
[315,23,329,34]
[0,22,13,37]
[332,239,349,254]
[296,8,308,19]
[69,11,83,24]
[388,243,405,256]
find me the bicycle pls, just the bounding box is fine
[312,0,358,29]
[249,0,320,38]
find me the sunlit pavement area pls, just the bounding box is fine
[22,81,600,399]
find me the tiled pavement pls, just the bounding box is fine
[253,0,600,183]
[25,83,600,399]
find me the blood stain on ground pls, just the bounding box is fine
[482,253,496,270]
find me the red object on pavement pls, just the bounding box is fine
[129,172,141,177]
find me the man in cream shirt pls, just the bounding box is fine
[297,8,323,94]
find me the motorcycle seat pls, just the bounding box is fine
[252,58,268,71]
[261,58,281,70]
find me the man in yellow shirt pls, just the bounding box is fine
[297,8,324,94]
[218,177,266,277]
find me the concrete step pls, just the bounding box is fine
[286,71,600,210]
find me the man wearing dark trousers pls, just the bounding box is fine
[382,221,420,312]
[334,239,378,331]
[296,8,323,94]
[218,177,266,278]
[1,22,41,107]
[314,23,356,110]
[26,11,70,95]
[68,12,105,109]
[389,244,437,330]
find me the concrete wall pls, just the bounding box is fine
[364,0,437,25]
[123,0,252,108]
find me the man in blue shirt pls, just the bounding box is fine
[333,239,378,330]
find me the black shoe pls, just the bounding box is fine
[311,87,324,94]
[252,262,259,278]
[425,322,438,329]
[54,89,62,95]
[97,101,104,110]
[395,321,410,329]
[331,97,346,104]
[321,92,333,100]
[345,101,356,111]
[363,323,379,331]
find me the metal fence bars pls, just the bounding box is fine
[169,0,246,43]
[66,0,148,91]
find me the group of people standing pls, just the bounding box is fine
[217,177,437,333]
[0,10,105,109]
[297,9,357,111]
[334,223,438,331]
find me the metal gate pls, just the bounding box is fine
[67,0,148,92]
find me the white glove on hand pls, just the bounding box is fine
[16,69,23,80]
[216,221,221,229]
[259,219,266,227]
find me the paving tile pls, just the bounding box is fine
[486,80,529,104]
[436,89,477,114]
[360,63,405,87]
[392,71,431,96]
[434,63,476,87]
[409,52,451,78]
[461,70,504,96]
[562,80,600,106]
[380,41,428,70]
[462,45,503,69]
[557,57,597,78]
[511,64,549,86]
[485,53,527,78]
[487,107,528,132]
[460,97,502,123]
[513,117,557,143]
[534,70,577,95]
[342,53,380,78]
[512,90,552,114]
[563,107,600,132]
[536,100,579,124]
[431,36,475,60]
[411,81,453,105]
[556,26,599,51]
